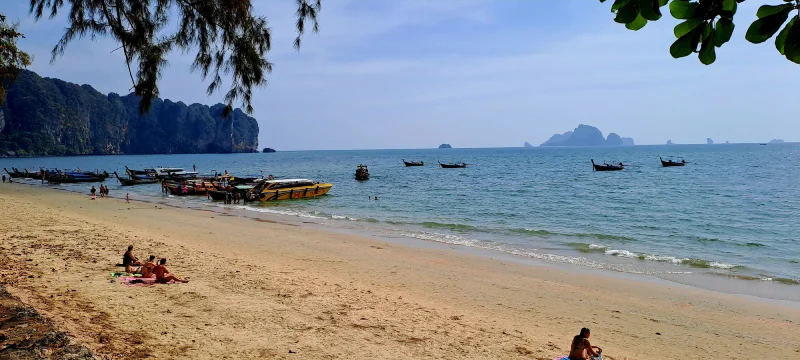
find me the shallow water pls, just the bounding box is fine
[3,144,799,299]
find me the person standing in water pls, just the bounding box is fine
[568,328,602,360]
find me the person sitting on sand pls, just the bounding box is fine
[140,255,157,278]
[153,258,189,283]
[568,328,602,360]
[123,245,143,273]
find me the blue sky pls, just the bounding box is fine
[5,1,797,150]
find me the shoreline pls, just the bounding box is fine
[24,177,799,303]
[0,183,799,359]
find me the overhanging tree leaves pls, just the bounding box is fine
[601,0,800,65]
[0,13,33,106]
[28,0,322,116]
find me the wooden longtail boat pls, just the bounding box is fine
[403,159,424,166]
[114,172,159,186]
[246,179,332,202]
[591,159,624,171]
[438,161,467,168]
[660,157,686,167]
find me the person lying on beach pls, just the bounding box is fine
[153,258,189,283]
[568,328,602,360]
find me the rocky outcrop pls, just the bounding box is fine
[541,125,634,147]
[523,142,533,148]
[438,144,452,149]
[707,138,714,145]
[0,70,259,156]
[262,148,276,153]
[621,137,635,146]
[666,140,674,145]
[606,133,623,146]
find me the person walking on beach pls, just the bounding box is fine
[153,258,189,283]
[568,328,602,360]
[90,186,97,200]
[126,193,130,203]
[2,175,5,183]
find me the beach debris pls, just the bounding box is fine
[289,349,296,354]
[656,332,662,335]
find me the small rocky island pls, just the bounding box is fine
[438,144,452,149]
[666,140,674,145]
[523,142,533,148]
[769,139,785,144]
[707,138,714,145]
[262,148,276,153]
[540,124,634,147]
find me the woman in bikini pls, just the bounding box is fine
[569,328,602,360]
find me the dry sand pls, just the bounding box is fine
[0,183,798,359]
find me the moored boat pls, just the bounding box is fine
[153,167,199,180]
[246,179,332,202]
[114,172,159,186]
[403,159,424,167]
[659,157,686,167]
[355,165,370,180]
[591,159,624,171]
[438,161,467,168]
[164,179,220,196]
[125,166,157,180]
[46,170,108,183]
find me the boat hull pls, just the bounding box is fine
[251,184,332,202]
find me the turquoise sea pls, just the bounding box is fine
[3,144,799,301]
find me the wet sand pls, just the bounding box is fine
[0,183,798,359]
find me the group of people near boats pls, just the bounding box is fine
[89,185,111,199]
[122,245,188,283]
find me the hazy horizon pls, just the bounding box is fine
[5,1,796,150]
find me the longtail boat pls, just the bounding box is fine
[114,172,159,186]
[246,179,332,202]
[4,168,25,178]
[46,171,108,183]
[591,159,624,171]
[660,157,686,167]
[439,161,467,168]
[403,159,424,166]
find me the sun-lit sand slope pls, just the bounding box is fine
[0,183,797,359]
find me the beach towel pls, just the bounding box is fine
[554,355,602,360]
[115,276,165,286]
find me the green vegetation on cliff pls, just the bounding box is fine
[0,71,258,156]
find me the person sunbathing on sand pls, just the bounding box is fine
[140,255,157,278]
[153,258,189,283]
[123,245,143,273]
[568,328,602,360]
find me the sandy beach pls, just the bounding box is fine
[0,183,798,359]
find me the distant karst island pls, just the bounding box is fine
[707,138,714,145]
[666,140,674,145]
[438,144,453,149]
[262,148,276,153]
[0,70,259,157]
[769,139,785,144]
[540,125,634,147]
[523,142,533,148]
